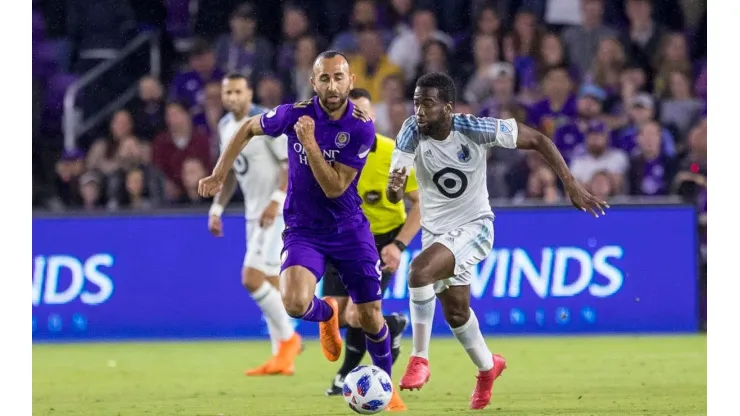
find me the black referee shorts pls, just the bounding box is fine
[322,225,402,298]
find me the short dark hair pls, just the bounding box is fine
[231,3,256,20]
[349,88,372,101]
[189,38,213,58]
[416,72,457,103]
[166,100,190,113]
[314,50,350,67]
[224,72,250,86]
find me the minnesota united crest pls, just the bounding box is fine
[335,132,350,148]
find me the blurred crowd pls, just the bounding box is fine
[31,0,706,231]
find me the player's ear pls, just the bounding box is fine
[444,102,453,115]
[349,73,356,90]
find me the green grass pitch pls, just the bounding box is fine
[32,335,706,416]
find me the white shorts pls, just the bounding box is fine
[421,217,495,294]
[244,216,285,276]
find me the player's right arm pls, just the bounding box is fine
[387,116,419,204]
[199,105,291,197]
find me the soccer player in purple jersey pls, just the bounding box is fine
[198,51,406,411]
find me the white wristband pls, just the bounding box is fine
[209,203,224,217]
[270,190,287,205]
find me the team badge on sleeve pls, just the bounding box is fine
[335,132,350,148]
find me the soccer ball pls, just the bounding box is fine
[342,365,394,414]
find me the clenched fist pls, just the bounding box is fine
[198,174,224,197]
[294,116,317,148]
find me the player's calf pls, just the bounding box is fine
[355,301,393,377]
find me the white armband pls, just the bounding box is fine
[270,189,287,205]
[208,203,224,218]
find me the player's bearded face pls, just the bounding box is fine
[413,87,448,136]
[312,56,354,111]
[221,79,252,114]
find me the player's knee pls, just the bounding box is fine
[408,259,434,288]
[241,268,265,292]
[443,305,470,328]
[345,304,361,328]
[356,302,384,333]
[281,290,311,318]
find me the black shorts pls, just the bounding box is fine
[322,225,402,298]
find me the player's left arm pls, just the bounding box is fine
[395,189,421,246]
[515,121,609,217]
[295,116,367,199]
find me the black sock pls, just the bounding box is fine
[337,327,367,379]
[384,315,403,364]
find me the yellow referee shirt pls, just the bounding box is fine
[358,134,419,235]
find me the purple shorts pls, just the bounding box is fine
[280,221,382,304]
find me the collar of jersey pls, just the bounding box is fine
[312,95,353,124]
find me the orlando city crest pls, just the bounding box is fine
[335,132,350,148]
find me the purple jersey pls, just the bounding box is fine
[260,96,376,233]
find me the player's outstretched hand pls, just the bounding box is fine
[380,243,401,273]
[565,181,609,218]
[388,167,407,192]
[198,175,224,198]
[208,215,223,237]
[294,116,316,147]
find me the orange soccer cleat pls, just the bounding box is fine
[244,358,275,376]
[264,332,303,375]
[318,296,342,362]
[469,354,507,410]
[398,356,431,391]
[385,387,408,412]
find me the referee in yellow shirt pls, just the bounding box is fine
[323,88,421,395]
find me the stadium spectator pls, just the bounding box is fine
[553,84,608,164]
[383,0,414,34]
[587,170,616,200]
[86,110,135,176]
[561,0,618,76]
[526,65,577,137]
[213,3,275,87]
[477,62,519,119]
[628,121,678,196]
[461,34,500,106]
[349,27,403,103]
[331,0,393,53]
[611,92,676,156]
[48,149,86,210]
[454,3,502,67]
[178,157,210,206]
[659,70,704,140]
[569,120,629,190]
[652,32,691,98]
[619,0,665,75]
[373,74,408,137]
[105,136,165,210]
[535,32,570,82]
[284,35,319,102]
[387,100,412,137]
[168,39,225,112]
[192,81,225,148]
[78,171,104,211]
[387,8,454,83]
[276,5,313,75]
[406,39,453,98]
[513,165,562,204]
[128,76,166,141]
[256,75,285,109]
[587,37,626,97]
[152,101,212,201]
[115,166,155,210]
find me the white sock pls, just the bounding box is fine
[409,284,436,359]
[252,282,295,344]
[450,308,494,371]
[266,317,279,355]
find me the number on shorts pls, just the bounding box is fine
[234,154,249,175]
[374,259,382,278]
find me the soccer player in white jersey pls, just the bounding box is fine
[208,73,302,376]
[387,72,608,410]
